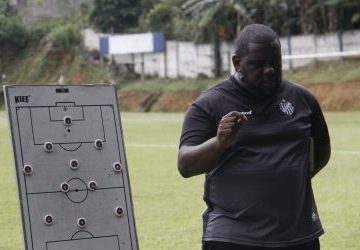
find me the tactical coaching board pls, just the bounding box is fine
[4,85,138,250]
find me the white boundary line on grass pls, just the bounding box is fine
[335,150,360,156]
[127,143,178,148]
[126,143,360,156]
[1,138,360,155]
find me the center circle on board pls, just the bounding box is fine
[65,178,88,203]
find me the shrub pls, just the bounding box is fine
[0,14,28,47]
[47,22,81,49]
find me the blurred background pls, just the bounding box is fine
[0,0,360,111]
[0,0,360,249]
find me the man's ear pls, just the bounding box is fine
[232,55,241,72]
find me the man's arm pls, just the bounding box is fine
[178,111,247,178]
[311,141,331,178]
[309,94,331,178]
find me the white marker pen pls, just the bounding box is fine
[240,110,252,116]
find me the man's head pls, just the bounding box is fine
[232,24,282,96]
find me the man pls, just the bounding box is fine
[178,24,331,250]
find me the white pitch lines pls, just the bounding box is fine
[0,138,360,155]
[127,143,178,148]
[335,150,360,156]
[127,143,360,156]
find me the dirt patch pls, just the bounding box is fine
[119,90,162,112]
[69,71,93,84]
[151,90,201,112]
[307,81,360,111]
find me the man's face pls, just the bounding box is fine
[235,40,282,96]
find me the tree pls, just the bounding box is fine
[142,0,195,41]
[182,0,251,77]
[319,0,360,32]
[298,0,360,33]
[89,0,141,33]
[0,0,27,47]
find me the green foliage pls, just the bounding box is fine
[177,0,360,40]
[145,2,176,35]
[0,15,27,47]
[0,0,7,13]
[142,0,194,40]
[27,25,50,42]
[89,0,141,33]
[182,0,244,76]
[182,0,248,42]
[46,22,81,49]
[0,0,28,47]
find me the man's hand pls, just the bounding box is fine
[178,111,248,178]
[217,111,248,149]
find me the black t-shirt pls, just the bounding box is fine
[179,75,330,247]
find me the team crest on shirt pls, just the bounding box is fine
[279,99,294,116]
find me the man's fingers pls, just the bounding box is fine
[220,116,236,123]
[223,111,249,121]
[219,120,236,128]
[218,128,233,136]
[223,111,242,117]
[218,111,249,139]
[220,112,248,127]
[237,114,248,123]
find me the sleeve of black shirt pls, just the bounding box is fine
[308,92,331,175]
[309,94,330,147]
[179,103,217,148]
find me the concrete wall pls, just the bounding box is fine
[281,30,360,69]
[82,28,105,51]
[82,29,360,78]
[123,41,234,78]
[343,30,360,51]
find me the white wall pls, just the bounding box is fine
[82,29,104,51]
[343,30,360,51]
[83,29,360,79]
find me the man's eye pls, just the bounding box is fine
[249,62,263,68]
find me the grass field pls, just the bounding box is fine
[0,111,359,250]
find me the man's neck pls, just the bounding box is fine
[232,72,282,100]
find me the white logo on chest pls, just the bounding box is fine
[279,99,294,115]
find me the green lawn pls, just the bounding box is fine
[0,111,359,250]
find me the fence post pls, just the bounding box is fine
[287,33,293,70]
[141,53,145,81]
[313,34,318,64]
[176,41,180,78]
[338,31,344,52]
[164,42,167,79]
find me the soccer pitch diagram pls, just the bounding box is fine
[4,85,138,250]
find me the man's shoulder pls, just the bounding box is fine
[282,79,315,98]
[195,77,233,103]
[281,79,320,111]
[282,79,306,91]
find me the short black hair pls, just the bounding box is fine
[234,24,280,57]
